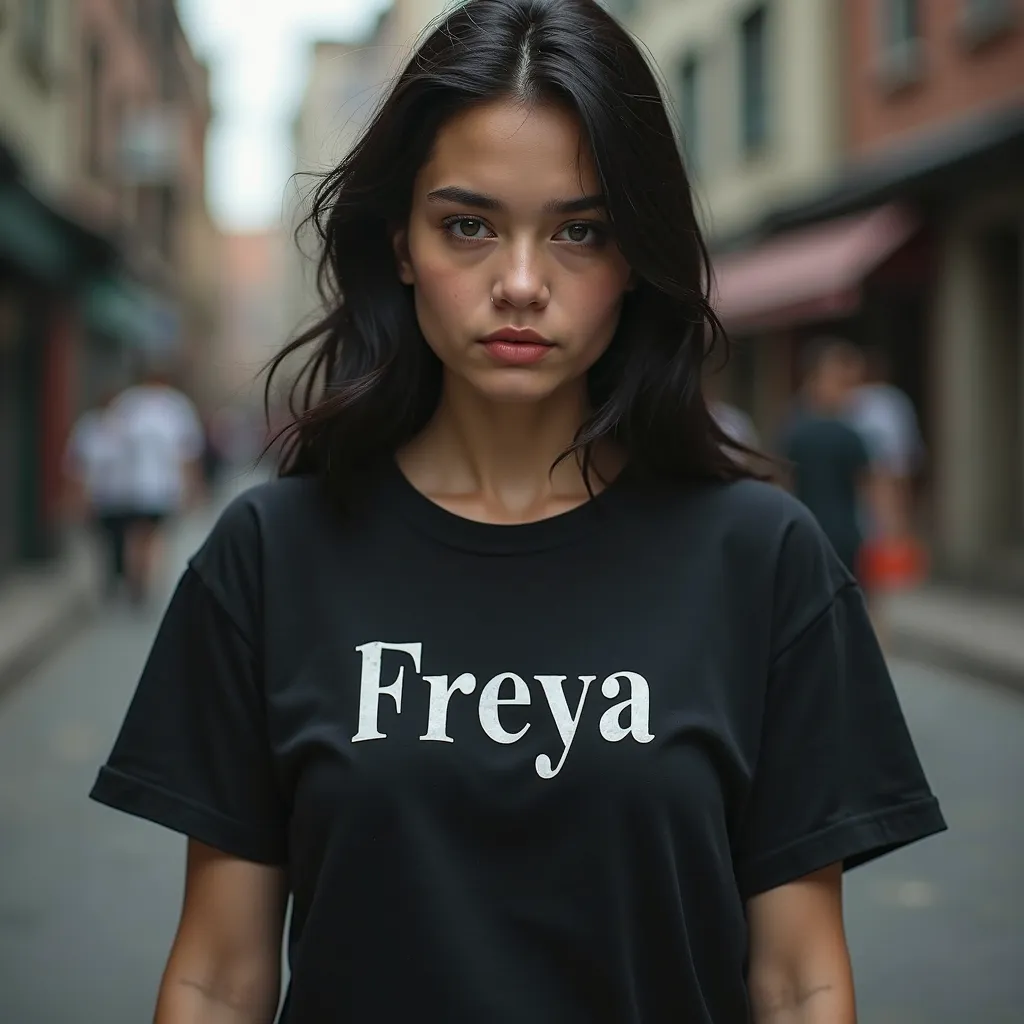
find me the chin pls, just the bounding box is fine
[466,369,568,405]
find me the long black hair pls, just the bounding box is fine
[266,0,760,492]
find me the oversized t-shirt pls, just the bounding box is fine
[90,461,946,1023]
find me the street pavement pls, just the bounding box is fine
[0,471,1022,1023]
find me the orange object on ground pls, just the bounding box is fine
[858,537,929,591]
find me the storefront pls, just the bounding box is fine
[709,105,1024,586]
[0,149,122,575]
[711,203,925,443]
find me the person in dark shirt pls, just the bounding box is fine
[90,3,945,1022]
[782,338,873,578]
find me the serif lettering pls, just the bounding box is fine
[351,641,654,779]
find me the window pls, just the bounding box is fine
[959,0,1017,47]
[878,0,923,88]
[678,54,702,174]
[883,0,919,49]
[739,5,769,157]
[18,0,49,82]
[85,38,104,178]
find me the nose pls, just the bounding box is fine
[491,239,550,311]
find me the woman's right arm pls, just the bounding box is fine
[155,839,288,1024]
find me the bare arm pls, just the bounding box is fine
[155,840,288,1024]
[746,863,857,1024]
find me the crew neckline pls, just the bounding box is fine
[380,456,637,555]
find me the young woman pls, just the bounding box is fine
[91,1,946,1021]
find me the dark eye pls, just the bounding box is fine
[557,222,605,246]
[451,218,486,238]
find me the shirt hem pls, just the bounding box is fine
[736,795,947,899]
[90,765,287,866]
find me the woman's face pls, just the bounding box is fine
[395,99,633,406]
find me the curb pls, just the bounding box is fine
[0,589,98,701]
[0,531,102,702]
[887,629,1024,697]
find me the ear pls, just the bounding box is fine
[392,228,415,285]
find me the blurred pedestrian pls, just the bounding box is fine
[112,362,205,605]
[91,4,945,1022]
[63,390,129,598]
[779,338,873,580]
[847,346,928,592]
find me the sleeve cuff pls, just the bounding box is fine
[736,795,947,900]
[89,765,287,866]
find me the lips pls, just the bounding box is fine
[480,327,553,346]
[479,328,554,367]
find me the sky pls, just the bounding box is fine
[179,0,388,232]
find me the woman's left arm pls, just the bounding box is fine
[746,863,857,1023]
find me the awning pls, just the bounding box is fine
[82,274,174,350]
[711,204,918,333]
[0,182,73,282]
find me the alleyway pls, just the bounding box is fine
[0,472,1022,1023]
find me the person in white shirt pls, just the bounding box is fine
[64,392,130,597]
[112,365,205,604]
[847,346,925,543]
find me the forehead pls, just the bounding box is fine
[417,99,600,204]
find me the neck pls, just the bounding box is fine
[397,375,621,522]
[804,389,843,416]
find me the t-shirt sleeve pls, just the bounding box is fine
[733,507,946,899]
[90,501,287,865]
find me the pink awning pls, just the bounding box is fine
[712,204,918,332]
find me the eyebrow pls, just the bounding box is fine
[425,186,607,215]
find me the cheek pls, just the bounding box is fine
[569,263,631,338]
[409,237,477,331]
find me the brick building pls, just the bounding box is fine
[842,0,1024,583]
[0,0,217,579]
[73,0,221,407]
[0,1,116,573]
[707,0,1024,587]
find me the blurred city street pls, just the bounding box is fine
[2,1,1024,1021]
[0,472,1020,1023]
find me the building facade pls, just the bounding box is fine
[0,0,216,580]
[0,0,110,574]
[672,0,1024,587]
[617,0,843,242]
[610,0,847,439]
[219,231,288,408]
[0,0,77,192]
[844,0,1024,583]
[283,0,452,354]
[73,0,221,406]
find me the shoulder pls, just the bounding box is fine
[674,476,815,544]
[189,475,329,612]
[723,480,857,650]
[643,475,826,568]
[662,478,853,646]
[195,475,327,554]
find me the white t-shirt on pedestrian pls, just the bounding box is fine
[65,408,130,513]
[848,383,924,477]
[112,385,204,515]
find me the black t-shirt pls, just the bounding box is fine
[90,462,945,1023]
[781,410,871,571]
